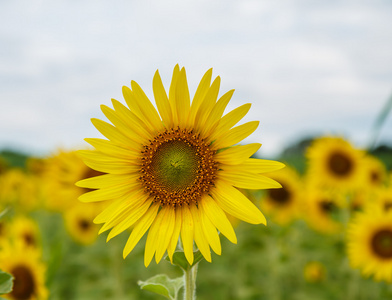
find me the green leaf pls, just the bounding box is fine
[0,270,14,295]
[165,250,204,271]
[138,274,183,300]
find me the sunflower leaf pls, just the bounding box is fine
[138,274,183,300]
[0,270,13,295]
[165,250,204,271]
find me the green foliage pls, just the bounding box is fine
[0,270,13,295]
[138,274,183,300]
[165,251,204,271]
[0,149,29,169]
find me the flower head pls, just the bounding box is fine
[77,65,284,266]
[347,208,392,282]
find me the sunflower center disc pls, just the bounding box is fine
[140,128,218,207]
[78,219,91,231]
[319,199,336,214]
[371,229,392,259]
[370,171,381,184]
[152,140,198,191]
[328,152,353,177]
[10,265,35,299]
[268,186,291,204]
[23,233,35,246]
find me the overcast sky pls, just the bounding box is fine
[1,0,391,158]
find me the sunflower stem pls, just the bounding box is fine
[183,263,198,300]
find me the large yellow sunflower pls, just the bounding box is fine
[77,65,284,266]
[306,136,364,191]
[347,208,392,282]
[0,243,48,300]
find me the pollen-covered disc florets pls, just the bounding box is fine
[139,127,219,207]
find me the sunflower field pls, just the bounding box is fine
[1,67,392,300]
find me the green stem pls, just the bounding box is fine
[368,92,392,150]
[184,264,198,300]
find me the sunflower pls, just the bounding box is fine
[77,65,284,266]
[347,209,392,282]
[303,261,326,283]
[260,165,303,225]
[362,155,387,188]
[0,243,48,300]
[306,136,364,191]
[302,185,343,234]
[373,186,392,213]
[0,169,42,213]
[10,216,41,250]
[42,150,104,212]
[64,203,100,245]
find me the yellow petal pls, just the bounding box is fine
[76,173,134,190]
[188,68,213,125]
[99,191,149,233]
[100,105,143,151]
[212,121,259,150]
[111,99,153,140]
[122,86,145,121]
[223,158,285,174]
[201,89,234,137]
[175,68,191,128]
[167,208,182,261]
[77,150,139,174]
[153,70,173,128]
[107,197,153,241]
[79,182,140,203]
[199,195,237,244]
[211,181,266,225]
[91,118,137,150]
[130,80,164,132]
[180,205,194,265]
[219,169,282,189]
[123,203,160,258]
[154,207,176,263]
[194,76,220,131]
[207,103,251,143]
[190,204,211,262]
[169,65,180,126]
[144,206,176,267]
[215,143,261,165]
[199,206,221,255]
[84,138,138,160]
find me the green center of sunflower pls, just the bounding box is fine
[10,265,35,299]
[371,229,392,259]
[139,128,218,207]
[328,152,353,177]
[268,185,291,205]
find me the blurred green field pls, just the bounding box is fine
[1,138,392,300]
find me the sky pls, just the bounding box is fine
[1,0,391,158]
